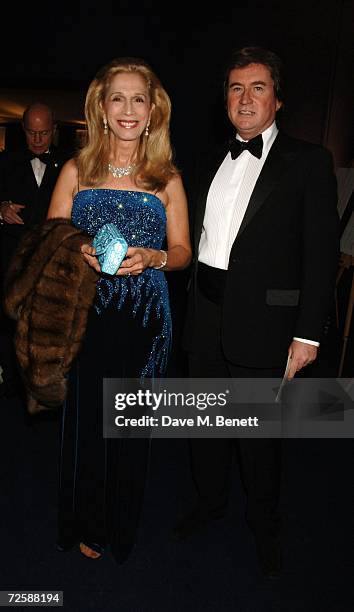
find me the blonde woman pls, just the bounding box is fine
[48,57,191,563]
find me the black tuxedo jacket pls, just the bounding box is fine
[183,131,339,368]
[0,147,69,273]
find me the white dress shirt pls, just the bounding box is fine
[199,122,278,268]
[31,155,47,187]
[198,121,319,347]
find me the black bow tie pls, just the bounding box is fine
[27,151,51,165]
[229,134,263,160]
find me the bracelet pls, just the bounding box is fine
[153,249,168,270]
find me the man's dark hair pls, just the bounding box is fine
[224,46,284,102]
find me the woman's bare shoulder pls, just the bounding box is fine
[61,157,78,178]
[164,173,186,205]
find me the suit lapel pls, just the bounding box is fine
[21,156,39,191]
[39,164,53,191]
[39,151,60,191]
[236,132,298,238]
[193,132,300,253]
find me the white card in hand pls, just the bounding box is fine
[275,354,291,403]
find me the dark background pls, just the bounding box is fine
[2,1,354,168]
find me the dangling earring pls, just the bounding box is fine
[145,122,150,137]
[103,117,108,135]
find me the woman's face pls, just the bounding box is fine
[102,72,153,142]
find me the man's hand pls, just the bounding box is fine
[287,340,318,380]
[0,201,25,224]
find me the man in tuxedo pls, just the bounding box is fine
[176,47,339,578]
[0,102,70,396]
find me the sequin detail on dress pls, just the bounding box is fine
[72,189,171,377]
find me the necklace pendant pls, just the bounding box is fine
[108,163,135,179]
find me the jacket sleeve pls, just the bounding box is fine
[294,147,339,341]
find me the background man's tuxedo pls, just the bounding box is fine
[183,131,339,366]
[0,147,69,273]
[0,146,70,393]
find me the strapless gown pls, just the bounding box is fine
[57,189,172,562]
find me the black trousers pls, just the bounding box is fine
[187,263,283,538]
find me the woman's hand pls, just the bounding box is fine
[117,247,155,276]
[81,245,169,277]
[81,244,101,273]
[81,244,159,276]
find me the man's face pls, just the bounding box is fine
[23,109,54,155]
[227,63,282,140]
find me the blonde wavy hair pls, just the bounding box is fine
[77,57,178,191]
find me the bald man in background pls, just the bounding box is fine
[0,102,70,398]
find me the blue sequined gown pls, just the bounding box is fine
[57,189,171,562]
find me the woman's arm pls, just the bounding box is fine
[117,174,192,276]
[47,158,78,219]
[162,173,192,271]
[49,158,101,272]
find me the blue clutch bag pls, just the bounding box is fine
[92,223,128,275]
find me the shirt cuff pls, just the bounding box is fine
[293,337,320,347]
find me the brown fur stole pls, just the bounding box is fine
[4,217,98,413]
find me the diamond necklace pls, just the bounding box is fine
[108,162,135,179]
